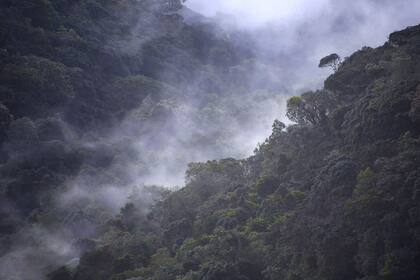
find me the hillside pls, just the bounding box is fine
[0,1,284,278]
[46,24,420,280]
[1,1,420,280]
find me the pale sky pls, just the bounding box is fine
[187,0,331,27]
[186,0,420,57]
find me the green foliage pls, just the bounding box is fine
[357,167,375,183]
[2,3,420,280]
[180,235,213,252]
[271,119,286,138]
[47,266,72,280]
[0,56,76,117]
[69,23,420,280]
[289,190,306,201]
[111,75,171,109]
[20,0,60,29]
[6,117,39,151]
[216,209,238,219]
[244,217,268,234]
[381,255,396,279]
[108,269,144,280]
[354,167,376,195]
[1,56,74,95]
[286,90,336,126]
[186,159,245,183]
[271,213,290,226]
[151,248,177,267]
[149,248,182,280]
[76,248,115,280]
[255,175,278,197]
[288,96,302,106]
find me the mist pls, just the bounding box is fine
[130,0,420,187]
[187,0,420,90]
[187,0,420,36]
[80,0,420,199]
[1,0,420,279]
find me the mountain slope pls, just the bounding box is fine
[0,1,288,279]
[0,0,254,220]
[60,24,420,280]
[1,1,420,280]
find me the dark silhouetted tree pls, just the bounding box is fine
[319,53,341,71]
[161,0,187,12]
[271,119,286,138]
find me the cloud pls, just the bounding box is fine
[186,0,420,49]
[184,0,420,100]
[188,0,334,27]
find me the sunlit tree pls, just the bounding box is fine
[286,90,336,126]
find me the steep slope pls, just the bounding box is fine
[0,1,300,279]
[59,25,420,280]
[0,1,272,278]
[0,0,253,226]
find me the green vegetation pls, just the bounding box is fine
[1,1,420,280]
[68,24,420,280]
[286,90,337,126]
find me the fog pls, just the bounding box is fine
[1,1,420,279]
[27,0,420,232]
[187,0,420,90]
[78,0,420,198]
[187,0,331,27]
[130,0,420,187]
[187,0,420,35]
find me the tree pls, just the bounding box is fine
[319,53,341,71]
[47,267,72,280]
[268,119,286,142]
[272,119,286,135]
[286,90,336,126]
[18,0,59,29]
[161,0,187,13]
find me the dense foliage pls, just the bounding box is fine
[1,0,420,279]
[0,0,255,227]
[0,0,262,278]
[46,25,420,280]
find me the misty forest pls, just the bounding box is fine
[1,0,420,279]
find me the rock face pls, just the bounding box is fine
[58,24,420,280]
